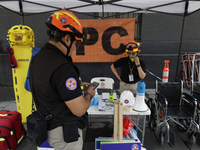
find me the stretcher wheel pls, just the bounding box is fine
[176,119,190,132]
[187,131,196,145]
[159,130,165,146]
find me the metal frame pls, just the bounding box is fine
[152,80,199,146]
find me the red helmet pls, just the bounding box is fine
[45,10,83,42]
[125,41,141,52]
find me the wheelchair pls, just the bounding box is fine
[147,81,199,147]
[191,81,200,146]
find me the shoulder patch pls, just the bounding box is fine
[66,77,77,90]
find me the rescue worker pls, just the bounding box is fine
[29,10,95,150]
[110,41,146,96]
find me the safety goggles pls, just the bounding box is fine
[125,43,141,52]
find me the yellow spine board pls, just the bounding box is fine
[7,25,35,123]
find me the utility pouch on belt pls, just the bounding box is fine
[26,103,66,146]
[78,112,88,129]
[63,121,80,143]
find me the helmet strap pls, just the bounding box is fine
[60,35,75,56]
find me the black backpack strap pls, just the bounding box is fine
[45,103,66,121]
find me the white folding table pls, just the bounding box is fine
[87,95,151,145]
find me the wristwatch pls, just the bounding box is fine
[136,64,141,67]
[85,93,92,100]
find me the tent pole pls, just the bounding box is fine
[175,0,188,81]
[175,15,186,81]
[19,0,24,25]
[21,14,25,25]
[101,0,104,18]
[102,4,104,18]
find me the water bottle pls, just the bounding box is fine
[109,90,113,102]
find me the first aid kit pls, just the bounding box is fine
[0,110,26,150]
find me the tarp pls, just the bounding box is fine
[0,0,200,18]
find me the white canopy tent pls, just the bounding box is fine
[0,0,200,16]
[1,0,200,80]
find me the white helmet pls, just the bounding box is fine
[120,90,135,106]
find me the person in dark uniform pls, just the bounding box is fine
[110,41,146,96]
[29,10,95,150]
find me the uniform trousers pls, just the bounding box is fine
[119,81,138,97]
[47,126,83,150]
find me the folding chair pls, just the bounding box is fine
[91,77,114,92]
[148,81,199,146]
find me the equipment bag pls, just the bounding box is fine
[0,110,26,150]
[26,111,48,146]
[26,103,66,146]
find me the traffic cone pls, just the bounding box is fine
[162,60,170,82]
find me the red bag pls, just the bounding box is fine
[0,110,26,150]
[112,115,134,138]
[123,115,134,138]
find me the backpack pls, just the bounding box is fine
[24,47,41,91]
